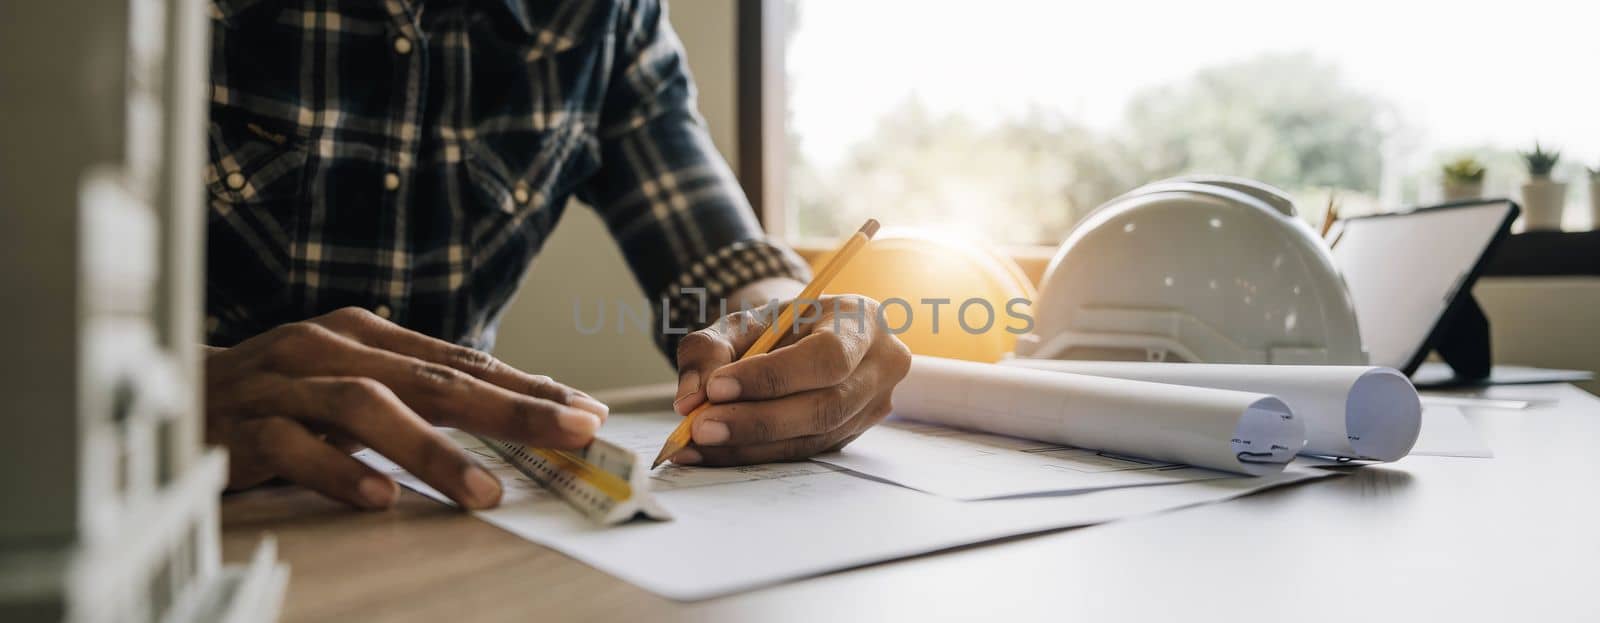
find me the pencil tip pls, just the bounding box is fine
[859,219,880,238]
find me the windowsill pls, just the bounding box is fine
[791,223,1600,288]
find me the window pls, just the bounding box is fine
[767,0,1600,247]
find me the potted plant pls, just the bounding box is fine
[1589,164,1600,230]
[1519,143,1566,230]
[1441,157,1486,201]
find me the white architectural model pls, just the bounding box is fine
[0,0,288,620]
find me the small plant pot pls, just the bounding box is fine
[1442,180,1484,202]
[1520,178,1568,230]
[1590,180,1600,230]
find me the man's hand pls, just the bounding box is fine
[670,295,912,465]
[206,307,608,510]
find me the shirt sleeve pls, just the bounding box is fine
[578,0,811,358]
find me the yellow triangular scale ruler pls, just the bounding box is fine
[475,434,671,525]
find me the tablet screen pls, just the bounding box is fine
[1329,201,1516,373]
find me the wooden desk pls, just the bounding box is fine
[224,384,1600,622]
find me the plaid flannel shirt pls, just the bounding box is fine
[203,0,809,355]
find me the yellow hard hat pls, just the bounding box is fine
[813,229,1036,363]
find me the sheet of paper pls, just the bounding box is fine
[1420,395,1537,410]
[1407,405,1493,458]
[359,412,1335,601]
[814,419,1233,500]
[1002,359,1422,461]
[895,356,1305,475]
[1412,362,1593,388]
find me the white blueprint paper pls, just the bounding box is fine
[1002,359,1422,461]
[815,419,1233,500]
[1408,405,1493,458]
[359,412,1334,601]
[895,356,1306,475]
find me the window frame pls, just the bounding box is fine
[735,0,786,238]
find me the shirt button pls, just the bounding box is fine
[225,172,246,190]
[383,172,400,191]
[204,315,220,333]
[512,182,531,205]
[393,36,412,55]
[374,304,392,320]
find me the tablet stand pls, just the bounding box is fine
[1429,292,1492,381]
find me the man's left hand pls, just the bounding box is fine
[670,295,912,466]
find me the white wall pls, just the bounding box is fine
[491,1,739,393]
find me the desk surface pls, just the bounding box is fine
[222,384,1600,622]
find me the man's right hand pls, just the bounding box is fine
[205,307,608,510]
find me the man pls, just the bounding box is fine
[202,0,911,510]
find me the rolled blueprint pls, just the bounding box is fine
[1000,359,1421,461]
[893,356,1306,476]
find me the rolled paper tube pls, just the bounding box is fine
[1002,359,1421,461]
[894,356,1306,476]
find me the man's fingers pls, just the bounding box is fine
[307,307,609,419]
[243,416,399,510]
[703,322,872,403]
[321,430,366,454]
[673,306,776,415]
[692,376,876,446]
[272,330,599,449]
[686,429,848,467]
[681,396,890,466]
[290,377,505,510]
[673,331,731,416]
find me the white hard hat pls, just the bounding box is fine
[1014,175,1367,365]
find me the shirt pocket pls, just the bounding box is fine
[462,121,598,246]
[204,113,308,208]
[203,109,309,336]
[203,109,309,258]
